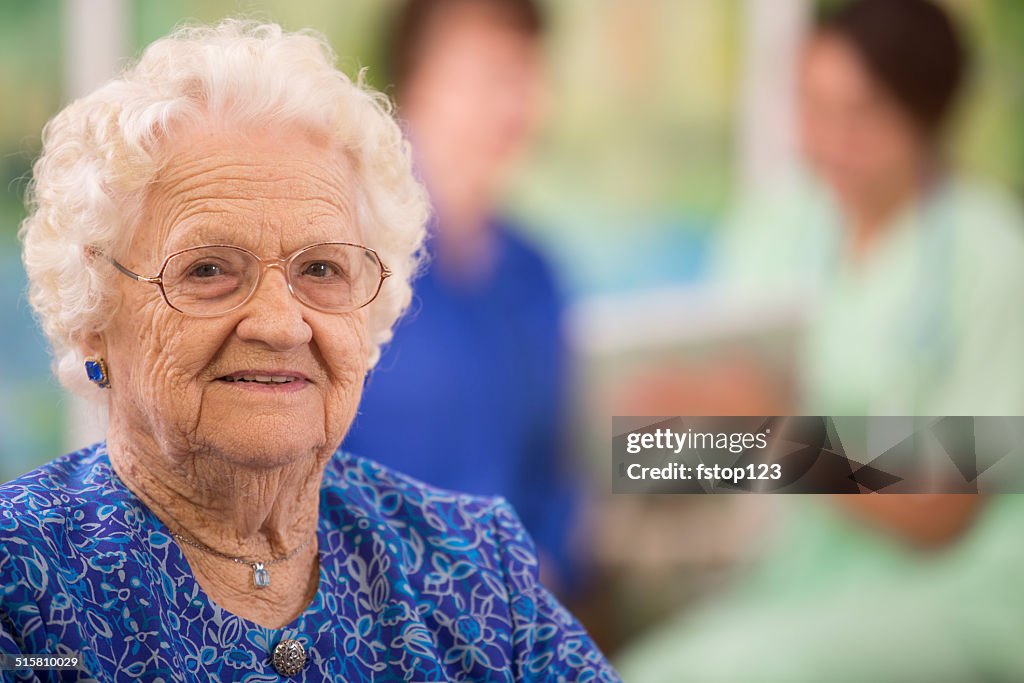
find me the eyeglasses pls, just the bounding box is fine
[95,242,391,317]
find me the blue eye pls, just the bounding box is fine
[189,262,224,278]
[302,261,340,278]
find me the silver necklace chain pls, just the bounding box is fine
[169,529,316,589]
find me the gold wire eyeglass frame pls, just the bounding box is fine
[89,242,391,317]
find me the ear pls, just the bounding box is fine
[76,330,107,359]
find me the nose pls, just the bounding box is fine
[234,265,313,351]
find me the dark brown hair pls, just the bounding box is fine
[384,0,545,94]
[815,0,968,134]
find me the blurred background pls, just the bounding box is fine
[3,0,1024,679]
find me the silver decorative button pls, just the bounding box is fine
[272,639,307,677]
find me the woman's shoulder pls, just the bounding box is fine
[0,443,131,553]
[0,443,118,515]
[0,442,140,609]
[320,451,620,681]
[320,449,538,572]
[943,175,1024,257]
[322,449,519,528]
[932,175,1024,307]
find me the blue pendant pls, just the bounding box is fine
[84,358,110,388]
[253,563,271,588]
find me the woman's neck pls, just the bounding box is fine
[844,162,936,259]
[107,422,323,554]
[847,199,909,257]
[105,418,325,628]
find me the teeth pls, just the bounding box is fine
[222,375,297,384]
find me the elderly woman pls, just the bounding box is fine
[0,20,617,682]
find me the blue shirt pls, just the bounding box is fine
[344,223,581,585]
[0,443,618,682]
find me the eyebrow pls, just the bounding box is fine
[164,222,359,257]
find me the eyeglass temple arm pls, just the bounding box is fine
[87,246,161,284]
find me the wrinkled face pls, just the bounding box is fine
[799,33,927,210]
[403,4,545,191]
[96,123,371,468]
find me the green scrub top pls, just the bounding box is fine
[615,494,1024,682]
[711,171,1024,415]
[614,173,1024,681]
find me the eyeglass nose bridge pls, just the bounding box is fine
[250,258,300,304]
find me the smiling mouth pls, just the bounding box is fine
[217,374,306,385]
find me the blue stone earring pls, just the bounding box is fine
[84,357,111,389]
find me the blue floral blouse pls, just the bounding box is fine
[0,443,618,682]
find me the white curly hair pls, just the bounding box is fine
[19,19,429,396]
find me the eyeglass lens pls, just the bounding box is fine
[160,244,382,315]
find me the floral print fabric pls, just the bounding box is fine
[0,443,618,682]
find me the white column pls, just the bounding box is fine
[62,0,129,451]
[736,0,810,195]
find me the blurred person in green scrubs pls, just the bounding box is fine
[617,1,1024,680]
[716,0,1024,417]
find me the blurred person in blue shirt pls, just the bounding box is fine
[343,0,585,593]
